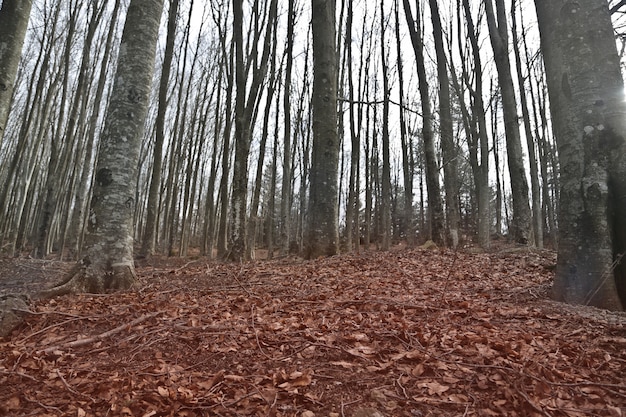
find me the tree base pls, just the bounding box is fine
[38,258,139,298]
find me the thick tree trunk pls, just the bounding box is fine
[535,0,625,310]
[41,0,165,296]
[306,0,340,259]
[0,0,34,145]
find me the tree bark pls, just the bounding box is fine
[41,0,165,296]
[380,0,392,251]
[484,0,531,244]
[228,0,277,261]
[306,0,340,259]
[429,0,460,248]
[403,0,445,245]
[535,0,625,310]
[0,0,34,146]
[140,0,179,258]
[511,0,542,248]
[280,0,296,256]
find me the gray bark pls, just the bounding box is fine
[430,0,460,248]
[280,0,296,256]
[140,0,179,258]
[484,0,531,244]
[306,0,340,258]
[42,0,165,295]
[0,0,33,146]
[403,0,445,245]
[535,0,625,310]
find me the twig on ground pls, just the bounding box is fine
[37,311,163,355]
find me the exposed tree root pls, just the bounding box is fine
[38,259,139,299]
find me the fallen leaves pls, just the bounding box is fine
[0,247,625,416]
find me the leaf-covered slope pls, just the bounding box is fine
[1,248,624,416]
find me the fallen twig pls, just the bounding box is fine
[37,311,163,355]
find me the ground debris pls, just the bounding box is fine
[0,247,624,416]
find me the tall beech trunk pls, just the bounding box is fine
[140,0,179,258]
[484,0,531,244]
[0,0,34,146]
[280,0,296,256]
[42,0,165,296]
[429,0,459,248]
[306,0,340,258]
[535,0,625,310]
[379,0,391,251]
[511,0,542,248]
[403,0,445,245]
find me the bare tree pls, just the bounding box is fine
[484,0,531,244]
[535,0,625,310]
[429,0,460,248]
[306,0,340,258]
[140,0,180,258]
[403,0,445,245]
[0,0,34,145]
[42,0,165,295]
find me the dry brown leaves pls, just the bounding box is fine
[1,247,625,417]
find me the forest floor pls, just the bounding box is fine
[0,245,625,417]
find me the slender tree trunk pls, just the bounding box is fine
[429,0,459,248]
[484,0,531,244]
[42,0,165,296]
[403,0,444,245]
[216,47,234,259]
[280,0,296,256]
[380,0,391,251]
[228,0,277,261]
[395,0,414,247]
[462,0,490,249]
[512,0,542,248]
[140,0,179,258]
[306,0,340,258]
[535,0,625,310]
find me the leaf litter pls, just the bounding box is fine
[1,247,625,416]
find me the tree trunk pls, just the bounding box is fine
[484,0,531,244]
[395,0,414,247]
[511,0,542,248]
[280,0,296,256]
[379,0,391,251]
[0,0,34,146]
[429,0,459,248]
[140,0,179,258]
[228,0,277,261]
[41,0,165,296]
[306,0,340,259]
[535,0,625,310]
[403,0,445,245]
